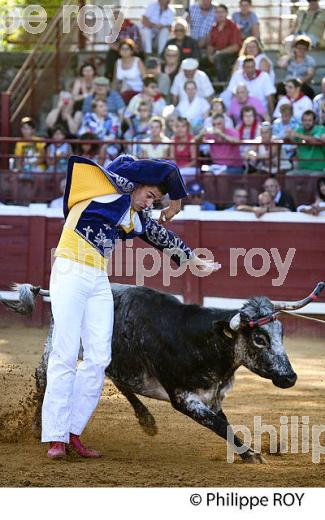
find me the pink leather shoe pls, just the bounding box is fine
[47,441,66,459]
[69,433,101,458]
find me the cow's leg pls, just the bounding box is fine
[170,391,265,464]
[112,380,158,436]
[34,320,55,433]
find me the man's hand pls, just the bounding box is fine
[190,256,222,275]
[158,199,181,224]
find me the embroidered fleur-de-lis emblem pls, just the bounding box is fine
[104,223,112,230]
[94,228,107,247]
[83,225,94,239]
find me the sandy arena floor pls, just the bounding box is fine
[0,325,324,487]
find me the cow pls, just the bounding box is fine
[1,281,324,463]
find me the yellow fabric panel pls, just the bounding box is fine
[120,207,135,234]
[55,228,106,271]
[64,198,92,230]
[67,163,118,211]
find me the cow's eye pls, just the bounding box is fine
[253,334,267,348]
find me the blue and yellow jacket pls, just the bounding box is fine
[55,155,192,270]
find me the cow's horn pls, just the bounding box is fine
[229,313,241,331]
[273,282,325,311]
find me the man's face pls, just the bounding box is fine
[145,82,159,98]
[216,7,227,23]
[184,69,196,79]
[243,60,256,79]
[95,84,109,96]
[200,0,212,11]
[240,1,251,15]
[150,121,162,137]
[131,185,163,211]
[213,117,225,132]
[21,123,34,138]
[281,109,292,124]
[302,114,315,132]
[185,82,196,100]
[236,85,249,103]
[233,189,248,206]
[263,179,279,198]
[259,192,273,209]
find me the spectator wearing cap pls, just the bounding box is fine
[145,57,171,98]
[207,4,242,83]
[185,180,216,210]
[82,76,125,119]
[224,187,249,211]
[105,12,143,80]
[313,77,325,122]
[125,75,167,119]
[46,91,82,137]
[113,39,145,104]
[222,57,276,115]
[232,0,260,40]
[14,117,46,173]
[285,0,325,49]
[171,58,215,105]
[142,0,174,55]
[162,18,199,61]
[176,80,210,135]
[161,44,181,83]
[186,0,216,51]
[263,177,296,212]
[169,116,197,177]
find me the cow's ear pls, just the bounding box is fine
[212,320,234,339]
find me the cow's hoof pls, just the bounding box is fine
[244,452,267,464]
[138,414,158,436]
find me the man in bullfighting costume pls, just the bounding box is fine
[43,154,218,459]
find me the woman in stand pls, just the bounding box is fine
[113,39,145,104]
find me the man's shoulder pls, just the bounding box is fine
[313,125,325,135]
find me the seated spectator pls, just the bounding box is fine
[105,12,143,81]
[78,99,120,150]
[273,78,313,122]
[232,0,260,40]
[186,0,216,52]
[237,106,260,159]
[246,121,292,174]
[176,80,210,135]
[124,101,152,155]
[285,109,325,175]
[223,57,276,115]
[237,191,290,217]
[46,126,72,173]
[234,36,275,82]
[272,103,298,163]
[145,57,171,98]
[14,117,45,173]
[171,58,215,105]
[207,4,242,83]
[320,100,325,125]
[229,83,267,124]
[224,187,249,210]
[76,132,100,162]
[200,113,243,174]
[71,63,97,106]
[162,18,199,60]
[138,116,170,159]
[113,39,145,104]
[161,44,181,83]
[46,91,82,137]
[285,0,325,49]
[169,116,196,176]
[125,75,166,118]
[142,0,174,55]
[82,77,125,119]
[184,180,216,210]
[49,178,66,211]
[162,106,179,137]
[205,97,234,130]
[263,177,296,211]
[313,77,325,122]
[297,176,325,215]
[278,36,316,98]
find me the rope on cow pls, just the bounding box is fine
[281,310,325,325]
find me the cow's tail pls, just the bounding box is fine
[0,283,49,316]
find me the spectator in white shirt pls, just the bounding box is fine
[176,80,210,135]
[171,57,215,105]
[221,56,276,115]
[313,77,325,123]
[142,0,174,54]
[273,78,313,122]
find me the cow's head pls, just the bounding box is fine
[229,297,297,388]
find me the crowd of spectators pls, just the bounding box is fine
[4,0,325,214]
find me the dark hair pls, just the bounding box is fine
[217,4,228,12]
[177,116,191,131]
[79,62,96,77]
[119,38,136,52]
[240,105,257,120]
[316,177,325,202]
[78,132,100,155]
[294,35,312,50]
[285,78,302,90]
[212,113,225,121]
[52,125,66,136]
[243,56,256,66]
[143,74,158,87]
[184,79,197,90]
[240,0,252,4]
[302,109,316,121]
[20,116,35,128]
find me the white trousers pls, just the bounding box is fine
[142,27,170,54]
[42,257,114,443]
